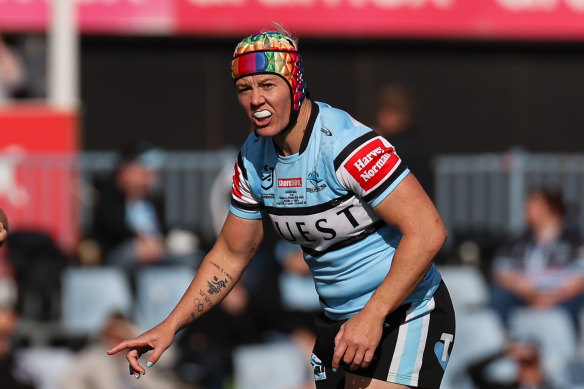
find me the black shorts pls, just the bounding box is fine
[311,281,455,389]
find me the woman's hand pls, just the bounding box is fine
[107,321,176,378]
[332,310,384,371]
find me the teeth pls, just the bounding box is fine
[253,110,272,119]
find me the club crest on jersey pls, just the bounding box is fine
[307,171,323,186]
[261,165,274,190]
[307,171,326,193]
[343,138,400,191]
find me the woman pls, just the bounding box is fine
[108,30,455,389]
[491,187,584,328]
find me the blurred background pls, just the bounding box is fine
[2,0,584,388]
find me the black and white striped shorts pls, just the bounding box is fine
[311,281,455,389]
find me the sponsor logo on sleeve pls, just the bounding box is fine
[232,162,243,198]
[343,138,399,191]
[278,177,303,188]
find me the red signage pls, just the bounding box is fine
[0,0,173,34]
[175,0,584,39]
[2,0,584,39]
[0,106,79,253]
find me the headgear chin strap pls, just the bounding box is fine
[232,31,307,133]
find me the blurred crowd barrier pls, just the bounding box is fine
[3,148,584,254]
[0,147,237,252]
[436,150,584,242]
[2,148,584,389]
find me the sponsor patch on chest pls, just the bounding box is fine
[343,138,399,191]
[278,177,303,188]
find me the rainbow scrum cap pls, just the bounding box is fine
[232,31,307,130]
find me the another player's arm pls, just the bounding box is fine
[0,207,8,247]
[108,212,265,377]
[333,174,447,371]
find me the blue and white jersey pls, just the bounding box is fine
[230,101,442,320]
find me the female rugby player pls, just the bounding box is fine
[108,30,455,389]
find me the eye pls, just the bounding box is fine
[236,85,251,94]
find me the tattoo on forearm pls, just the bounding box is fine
[249,247,257,255]
[209,261,234,282]
[191,297,204,320]
[199,289,214,309]
[207,276,228,294]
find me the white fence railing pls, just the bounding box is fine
[435,150,584,240]
[0,148,238,249]
[3,149,583,251]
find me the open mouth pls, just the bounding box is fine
[253,110,272,125]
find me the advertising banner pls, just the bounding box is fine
[1,1,584,40]
[175,0,584,39]
[0,0,173,33]
[0,106,79,253]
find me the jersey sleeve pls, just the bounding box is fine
[334,132,409,207]
[229,151,265,220]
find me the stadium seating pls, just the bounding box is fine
[508,307,578,388]
[134,265,195,330]
[442,308,507,389]
[278,272,320,312]
[61,266,132,334]
[233,341,310,389]
[438,265,489,312]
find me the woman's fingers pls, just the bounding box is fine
[107,339,137,355]
[107,336,158,378]
[127,349,146,376]
[350,349,364,371]
[332,341,347,370]
[146,344,166,367]
[361,349,375,369]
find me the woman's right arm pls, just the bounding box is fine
[107,212,265,377]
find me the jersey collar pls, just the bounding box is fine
[298,101,320,155]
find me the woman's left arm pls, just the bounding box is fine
[332,174,447,371]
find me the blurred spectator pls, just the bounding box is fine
[209,159,235,239]
[491,187,584,328]
[0,35,26,105]
[374,84,435,199]
[288,327,317,389]
[6,231,69,321]
[0,302,36,389]
[274,241,320,333]
[467,340,554,389]
[92,143,202,271]
[59,313,177,389]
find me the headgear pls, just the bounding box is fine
[232,31,307,131]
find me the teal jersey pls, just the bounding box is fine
[230,101,442,320]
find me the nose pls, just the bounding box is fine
[250,86,265,107]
